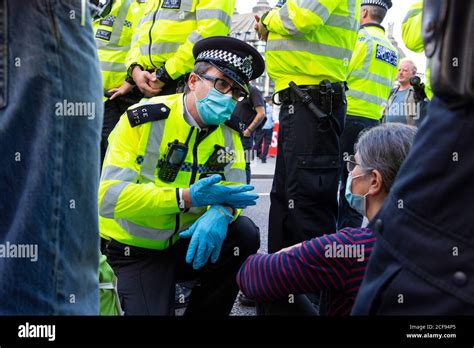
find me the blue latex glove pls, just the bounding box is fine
[179,205,233,270]
[189,174,258,209]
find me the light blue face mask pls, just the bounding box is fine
[193,78,236,126]
[345,173,370,217]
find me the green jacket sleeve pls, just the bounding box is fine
[401,0,424,53]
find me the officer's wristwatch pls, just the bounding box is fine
[127,63,143,79]
[155,65,172,85]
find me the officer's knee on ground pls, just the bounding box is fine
[229,216,260,258]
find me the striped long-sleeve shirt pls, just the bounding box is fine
[236,227,376,316]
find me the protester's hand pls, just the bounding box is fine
[132,67,162,97]
[189,174,258,208]
[243,129,252,138]
[254,15,269,41]
[180,205,233,269]
[108,81,134,100]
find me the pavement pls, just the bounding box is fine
[249,154,276,179]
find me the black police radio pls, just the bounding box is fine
[158,140,188,183]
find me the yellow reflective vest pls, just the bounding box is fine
[346,24,398,120]
[93,0,148,93]
[262,0,361,92]
[126,0,235,79]
[98,93,246,250]
[401,0,432,99]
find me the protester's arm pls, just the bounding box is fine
[237,230,362,302]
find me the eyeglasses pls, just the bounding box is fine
[199,74,248,102]
[345,154,365,173]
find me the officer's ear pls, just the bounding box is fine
[367,169,384,197]
[187,73,200,92]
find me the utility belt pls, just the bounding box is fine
[277,81,347,116]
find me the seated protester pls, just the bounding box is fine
[237,123,417,316]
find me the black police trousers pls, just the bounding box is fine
[268,97,346,252]
[338,115,380,229]
[104,216,260,316]
[353,97,474,315]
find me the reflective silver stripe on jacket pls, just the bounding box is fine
[327,0,358,32]
[188,32,203,44]
[196,9,231,27]
[101,165,139,182]
[346,89,387,105]
[221,127,246,184]
[350,70,393,88]
[96,0,133,50]
[266,39,352,61]
[297,0,330,22]
[115,219,175,240]
[100,61,127,72]
[140,119,166,183]
[278,0,358,37]
[156,9,195,21]
[100,181,131,218]
[403,8,422,24]
[140,42,182,56]
[115,219,194,240]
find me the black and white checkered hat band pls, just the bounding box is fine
[361,0,389,10]
[197,49,253,80]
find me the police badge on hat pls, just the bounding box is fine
[193,36,265,93]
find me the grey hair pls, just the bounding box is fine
[355,123,417,193]
[184,62,213,93]
[362,5,387,24]
[400,58,417,74]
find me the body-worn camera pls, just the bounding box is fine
[158,140,188,183]
[205,145,235,172]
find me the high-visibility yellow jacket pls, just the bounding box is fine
[262,0,361,92]
[125,0,235,80]
[93,0,148,93]
[346,24,398,120]
[401,0,432,99]
[98,93,246,250]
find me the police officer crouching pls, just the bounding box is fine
[100,36,265,316]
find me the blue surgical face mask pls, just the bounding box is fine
[193,77,236,126]
[345,172,370,217]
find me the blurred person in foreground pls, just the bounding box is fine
[0,0,103,314]
[353,0,474,315]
